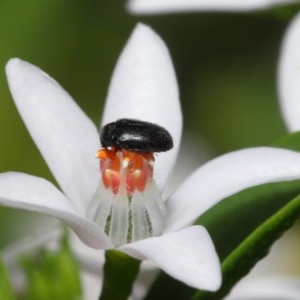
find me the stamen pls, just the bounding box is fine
[87,148,166,247]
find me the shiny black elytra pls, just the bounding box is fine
[100,118,173,153]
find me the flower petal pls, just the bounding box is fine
[278,11,300,132]
[226,276,300,299]
[119,225,221,291]
[5,58,100,214]
[166,147,300,232]
[0,172,112,249]
[101,24,182,192]
[127,0,295,14]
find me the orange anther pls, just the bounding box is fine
[116,154,123,170]
[97,149,116,160]
[135,169,147,192]
[126,173,135,196]
[102,169,111,189]
[110,170,121,195]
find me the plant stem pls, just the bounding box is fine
[99,250,141,300]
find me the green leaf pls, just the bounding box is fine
[193,193,300,299]
[100,250,140,300]
[0,255,15,300]
[21,230,82,300]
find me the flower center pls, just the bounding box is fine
[87,148,166,247]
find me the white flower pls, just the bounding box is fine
[3,22,300,291]
[278,10,300,132]
[126,0,296,15]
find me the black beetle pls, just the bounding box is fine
[100,118,173,153]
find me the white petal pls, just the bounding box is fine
[226,276,300,299]
[0,172,112,249]
[166,147,300,232]
[6,58,100,214]
[81,272,102,300]
[119,225,221,291]
[101,24,182,192]
[278,11,300,132]
[127,0,295,14]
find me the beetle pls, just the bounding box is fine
[100,118,173,153]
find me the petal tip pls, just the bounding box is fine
[278,11,300,132]
[5,58,22,76]
[128,22,164,50]
[209,271,222,291]
[132,22,153,35]
[5,58,34,86]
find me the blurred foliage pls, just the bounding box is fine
[0,255,15,300]
[20,231,82,300]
